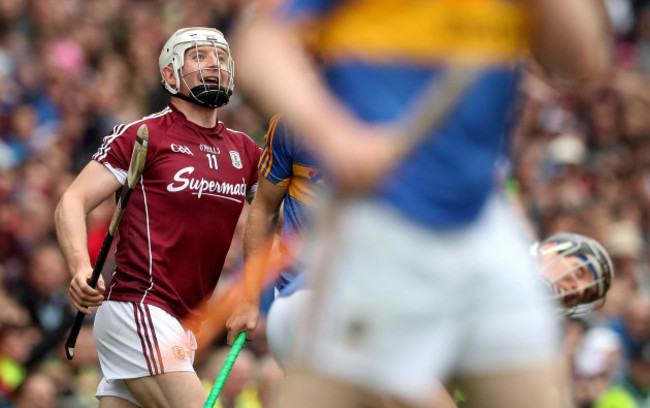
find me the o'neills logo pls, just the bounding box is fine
[167,167,247,202]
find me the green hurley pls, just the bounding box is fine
[204,332,247,408]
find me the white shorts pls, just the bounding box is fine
[266,289,312,369]
[296,195,561,403]
[94,301,197,404]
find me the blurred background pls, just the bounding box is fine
[1,0,650,407]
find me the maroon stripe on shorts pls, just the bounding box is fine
[133,303,154,375]
[145,305,165,374]
[137,303,160,375]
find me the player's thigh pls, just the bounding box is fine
[455,360,569,408]
[99,396,140,408]
[125,371,206,408]
[280,368,451,408]
[379,388,457,408]
[280,368,380,408]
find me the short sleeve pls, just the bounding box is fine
[259,114,295,186]
[92,123,138,185]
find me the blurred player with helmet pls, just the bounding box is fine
[533,232,615,315]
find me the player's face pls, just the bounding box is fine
[180,45,232,93]
[542,254,598,308]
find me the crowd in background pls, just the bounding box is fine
[1,0,650,407]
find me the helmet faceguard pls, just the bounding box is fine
[531,232,614,315]
[159,27,234,109]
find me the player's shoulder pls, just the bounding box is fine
[109,107,173,140]
[220,122,258,148]
[140,106,174,128]
[266,113,296,145]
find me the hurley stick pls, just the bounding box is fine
[204,332,247,408]
[65,124,149,360]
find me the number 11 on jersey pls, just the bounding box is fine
[206,153,218,170]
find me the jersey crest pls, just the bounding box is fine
[230,150,243,169]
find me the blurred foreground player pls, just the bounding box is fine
[232,0,609,407]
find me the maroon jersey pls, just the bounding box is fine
[92,104,260,321]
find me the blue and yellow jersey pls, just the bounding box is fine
[259,114,323,291]
[277,0,530,227]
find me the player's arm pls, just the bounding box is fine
[233,13,399,192]
[243,176,288,302]
[54,161,122,315]
[527,0,610,88]
[226,176,288,345]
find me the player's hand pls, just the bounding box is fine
[324,124,401,192]
[225,301,259,346]
[69,268,105,315]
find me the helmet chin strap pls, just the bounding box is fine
[165,84,232,109]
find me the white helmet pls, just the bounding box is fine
[159,27,234,108]
[532,232,615,315]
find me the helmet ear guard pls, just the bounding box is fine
[531,232,615,315]
[159,27,235,108]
